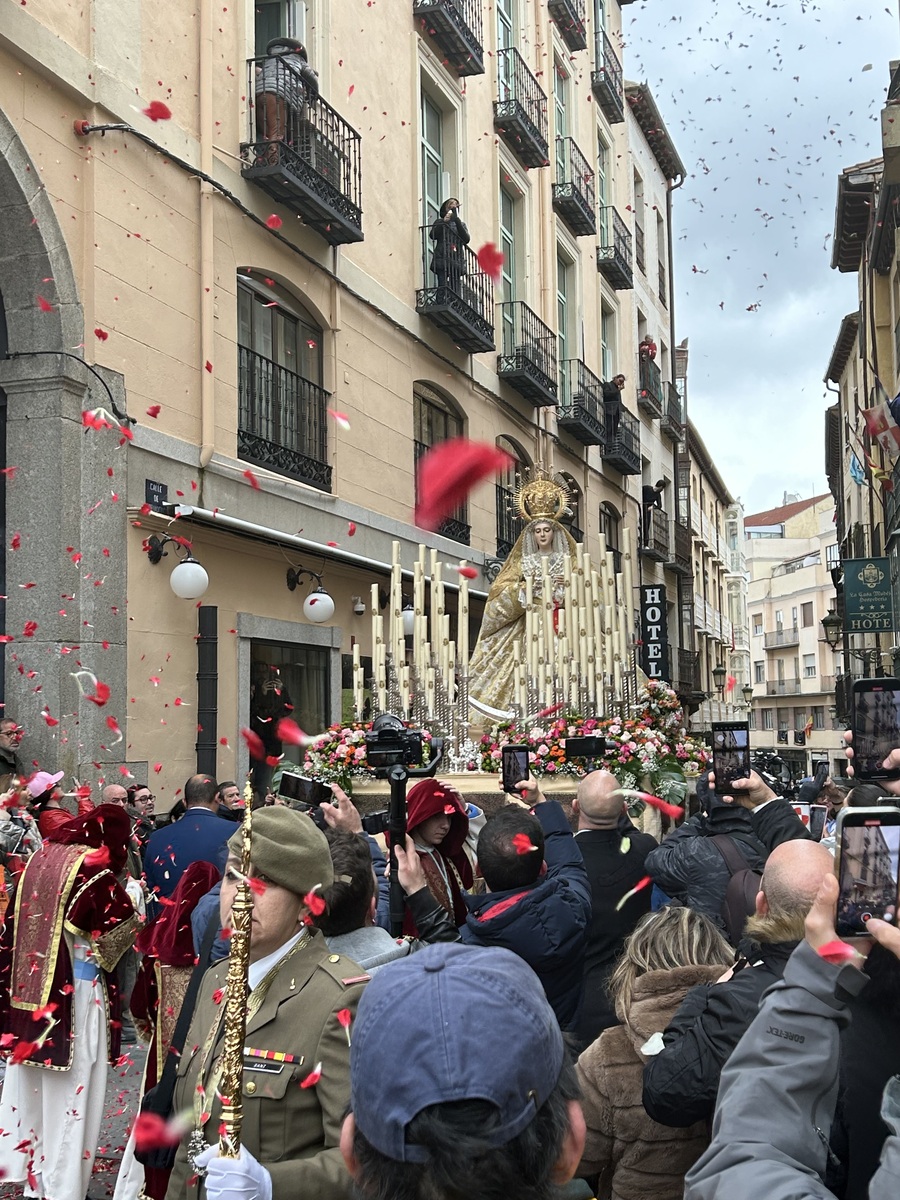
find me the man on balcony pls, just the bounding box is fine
[255,37,320,165]
[642,478,666,543]
[602,373,626,436]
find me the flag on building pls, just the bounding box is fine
[863,401,900,457]
[849,452,866,486]
[804,714,814,739]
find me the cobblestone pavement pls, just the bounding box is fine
[0,1043,147,1200]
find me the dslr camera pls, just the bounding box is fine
[365,713,436,777]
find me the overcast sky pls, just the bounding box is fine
[623,0,898,516]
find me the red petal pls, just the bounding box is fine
[476,242,505,283]
[142,101,172,122]
[243,469,260,490]
[276,718,307,745]
[347,521,356,536]
[300,1062,322,1088]
[240,727,266,761]
[265,214,283,230]
[303,889,327,916]
[511,833,538,855]
[639,792,684,819]
[205,360,213,373]
[457,564,478,579]
[146,405,161,418]
[817,940,859,964]
[94,327,109,341]
[133,1111,182,1152]
[336,1008,351,1029]
[415,439,512,532]
[37,296,54,313]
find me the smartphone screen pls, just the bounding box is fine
[851,679,900,781]
[278,773,332,806]
[711,722,750,794]
[836,809,900,935]
[809,805,828,842]
[501,745,530,794]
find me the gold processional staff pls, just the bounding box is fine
[218,803,253,1156]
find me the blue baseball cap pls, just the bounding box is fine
[349,942,564,1162]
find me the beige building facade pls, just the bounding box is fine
[745,495,843,779]
[0,0,715,804]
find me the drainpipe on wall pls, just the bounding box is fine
[196,605,218,776]
[199,0,216,471]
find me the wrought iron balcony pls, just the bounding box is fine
[637,354,663,419]
[556,359,604,445]
[566,523,585,544]
[552,138,596,237]
[494,48,550,170]
[238,346,332,491]
[412,0,485,76]
[666,519,693,577]
[241,58,362,245]
[497,301,558,406]
[415,440,470,544]
[591,30,624,124]
[766,678,801,695]
[416,223,495,353]
[634,223,646,273]
[641,506,670,562]
[601,402,640,475]
[763,626,800,649]
[596,207,633,290]
[676,648,701,697]
[548,0,587,52]
[496,481,523,560]
[660,381,683,442]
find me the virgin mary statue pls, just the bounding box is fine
[468,469,577,721]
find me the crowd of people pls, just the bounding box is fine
[0,718,899,1200]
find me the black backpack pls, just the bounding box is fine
[711,835,762,945]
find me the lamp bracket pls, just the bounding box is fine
[286,564,324,592]
[146,532,196,565]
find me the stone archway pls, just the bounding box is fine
[0,107,128,784]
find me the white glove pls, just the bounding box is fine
[193,1144,273,1200]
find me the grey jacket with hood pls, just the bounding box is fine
[685,940,900,1200]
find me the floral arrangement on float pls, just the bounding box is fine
[478,680,708,795]
[302,722,436,787]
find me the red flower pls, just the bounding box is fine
[415,439,512,532]
[476,242,504,283]
[143,100,172,122]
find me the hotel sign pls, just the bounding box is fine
[640,584,670,680]
[843,557,895,633]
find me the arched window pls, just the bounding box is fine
[413,383,469,544]
[561,473,583,543]
[495,436,530,559]
[237,274,330,490]
[600,501,621,573]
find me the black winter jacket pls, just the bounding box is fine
[645,797,809,926]
[642,938,796,1128]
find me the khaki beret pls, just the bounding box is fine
[227,807,334,897]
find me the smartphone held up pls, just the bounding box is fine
[850,678,900,782]
[501,744,529,795]
[836,806,900,936]
[711,721,750,795]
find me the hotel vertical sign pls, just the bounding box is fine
[640,584,670,681]
[843,558,896,633]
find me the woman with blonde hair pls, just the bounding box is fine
[576,905,732,1200]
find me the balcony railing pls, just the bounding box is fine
[732,624,750,650]
[660,381,683,441]
[497,301,558,406]
[241,57,362,245]
[634,223,646,273]
[601,402,640,474]
[494,47,550,170]
[238,346,331,491]
[666,519,692,577]
[548,0,587,52]
[495,482,523,560]
[641,506,670,562]
[658,259,668,306]
[766,678,802,695]
[835,672,855,722]
[565,522,585,544]
[552,138,596,237]
[676,648,701,697]
[815,675,836,692]
[591,30,624,123]
[763,626,800,649]
[412,0,485,76]
[556,359,605,445]
[596,206,633,290]
[637,354,663,419]
[690,499,703,538]
[416,223,495,353]
[415,440,470,544]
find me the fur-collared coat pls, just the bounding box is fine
[576,963,726,1200]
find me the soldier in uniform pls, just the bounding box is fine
[165,806,368,1200]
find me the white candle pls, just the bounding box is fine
[621,527,635,638]
[458,568,469,669]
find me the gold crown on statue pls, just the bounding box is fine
[514,465,571,522]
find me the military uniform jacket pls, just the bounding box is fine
[165,931,367,1200]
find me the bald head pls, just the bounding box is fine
[574,770,624,829]
[758,839,834,921]
[102,783,128,807]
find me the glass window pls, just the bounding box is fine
[251,640,328,768]
[255,0,307,57]
[600,304,614,380]
[812,706,825,730]
[777,708,789,731]
[801,601,814,627]
[803,654,817,678]
[557,251,571,383]
[421,91,444,226]
[774,609,783,628]
[237,278,322,385]
[593,0,606,34]
[414,385,466,533]
[496,436,529,559]
[752,613,763,635]
[554,61,569,142]
[500,184,518,351]
[497,0,515,94]
[753,661,764,684]
[762,708,774,730]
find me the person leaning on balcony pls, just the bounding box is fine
[255,37,320,164]
[429,198,470,292]
[639,334,658,361]
[602,373,626,436]
[642,479,666,542]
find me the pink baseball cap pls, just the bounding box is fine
[26,770,65,799]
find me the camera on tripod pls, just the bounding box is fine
[365,713,438,777]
